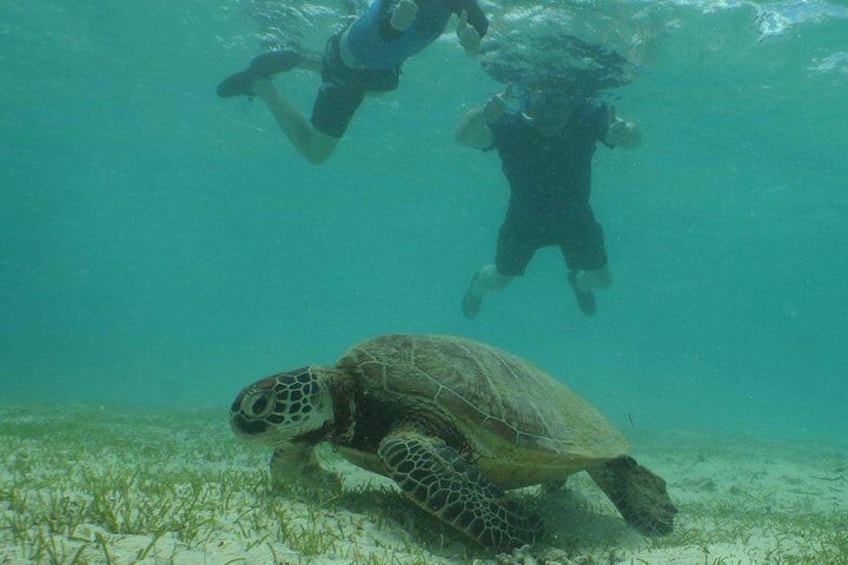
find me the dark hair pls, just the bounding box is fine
[481,34,633,99]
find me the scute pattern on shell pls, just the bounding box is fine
[338,335,628,468]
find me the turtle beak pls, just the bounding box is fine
[230,411,270,438]
[229,387,274,438]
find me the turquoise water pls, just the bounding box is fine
[2,0,846,445]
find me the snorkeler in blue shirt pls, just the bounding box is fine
[217,0,488,164]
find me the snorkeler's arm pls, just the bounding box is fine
[608,120,640,148]
[602,105,642,149]
[453,0,488,54]
[455,89,508,149]
[455,106,494,149]
[455,11,481,54]
[379,0,418,40]
[459,0,489,37]
[603,105,641,148]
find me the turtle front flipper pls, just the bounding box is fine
[587,455,677,536]
[378,429,543,551]
[270,443,341,491]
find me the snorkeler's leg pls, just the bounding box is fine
[472,264,513,296]
[576,265,612,291]
[216,50,322,98]
[567,265,610,316]
[253,79,339,165]
[572,214,611,292]
[563,214,609,316]
[462,264,512,320]
[462,221,529,319]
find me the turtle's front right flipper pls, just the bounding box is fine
[378,429,543,551]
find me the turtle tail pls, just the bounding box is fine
[378,430,544,551]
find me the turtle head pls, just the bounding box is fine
[230,367,335,446]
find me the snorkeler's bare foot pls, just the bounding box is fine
[568,271,596,316]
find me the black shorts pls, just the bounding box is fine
[310,33,401,139]
[495,208,608,276]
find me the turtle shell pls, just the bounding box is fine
[337,334,629,489]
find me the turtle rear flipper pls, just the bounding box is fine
[378,430,543,551]
[587,455,677,536]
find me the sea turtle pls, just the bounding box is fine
[230,334,676,551]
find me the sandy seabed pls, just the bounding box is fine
[1,404,846,565]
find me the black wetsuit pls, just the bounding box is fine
[487,103,612,276]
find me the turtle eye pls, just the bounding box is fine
[241,390,275,419]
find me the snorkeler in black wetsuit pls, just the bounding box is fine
[455,86,640,318]
[216,0,488,164]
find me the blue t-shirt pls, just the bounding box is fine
[347,0,488,71]
[489,103,610,222]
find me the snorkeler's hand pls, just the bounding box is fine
[390,0,418,31]
[604,106,641,147]
[456,10,481,54]
[482,85,511,123]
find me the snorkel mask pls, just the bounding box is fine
[520,89,574,134]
